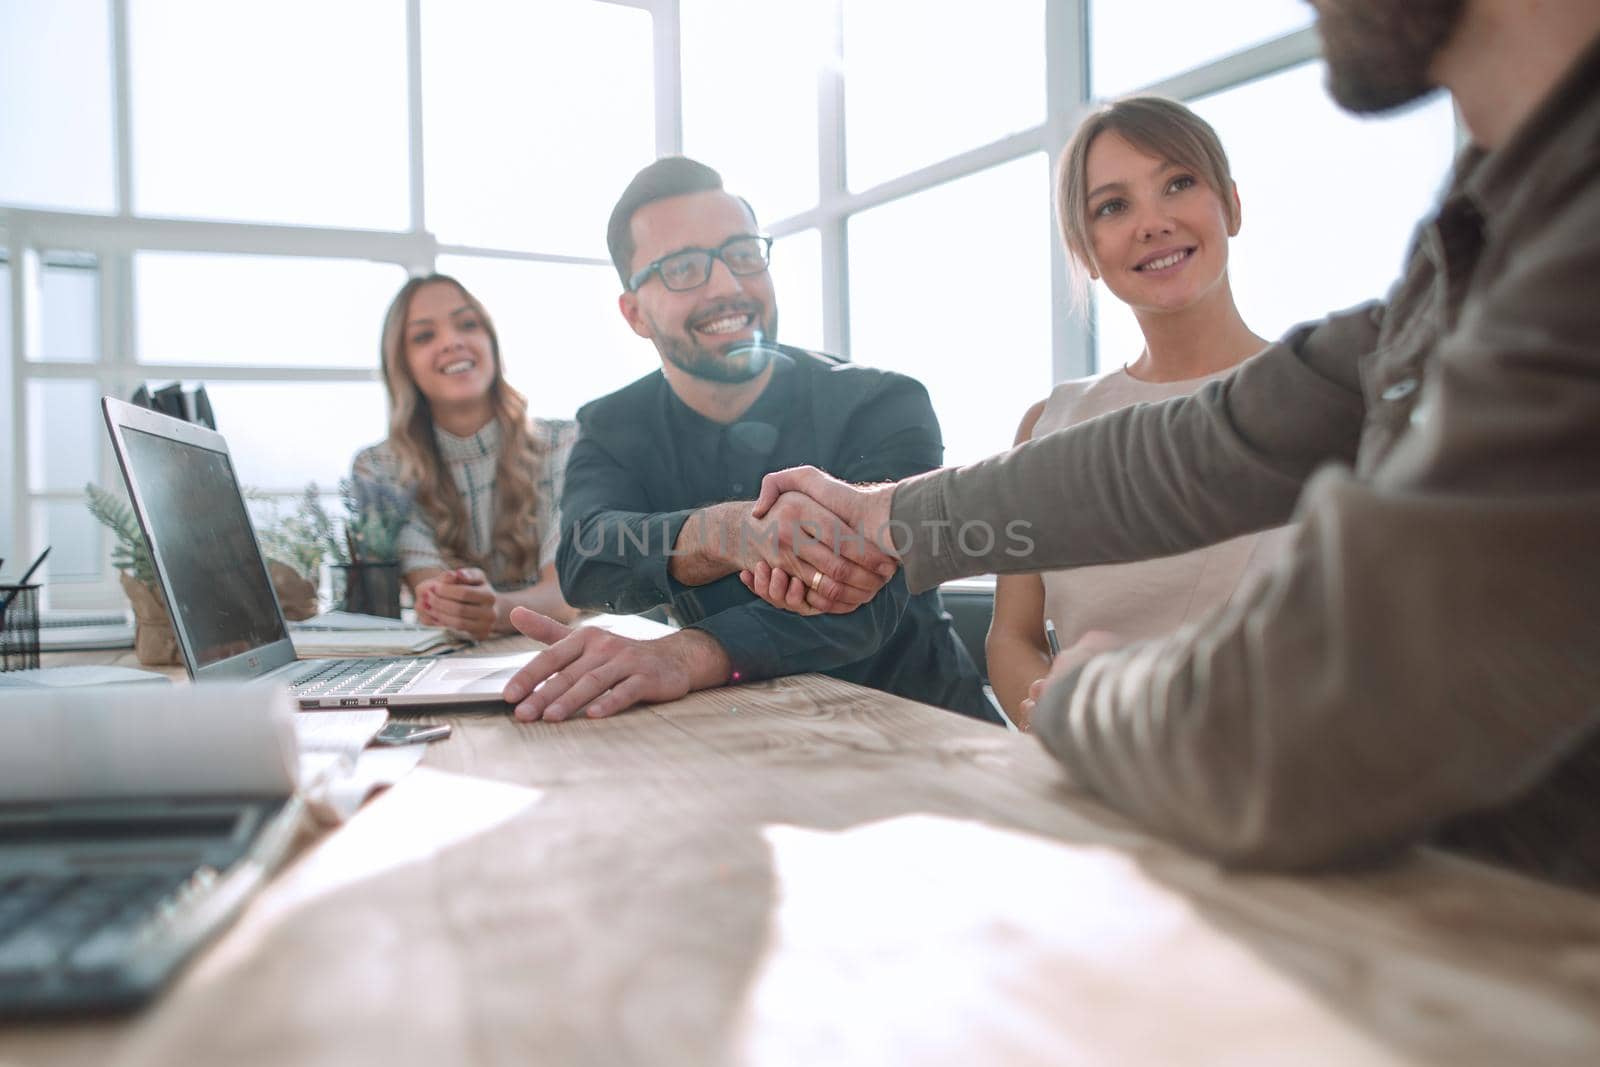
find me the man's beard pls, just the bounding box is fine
[656,305,780,385]
[1313,0,1467,113]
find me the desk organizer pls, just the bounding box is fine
[0,584,41,671]
[331,562,402,619]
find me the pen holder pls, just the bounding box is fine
[0,584,41,672]
[332,561,402,619]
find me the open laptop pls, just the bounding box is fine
[102,397,530,710]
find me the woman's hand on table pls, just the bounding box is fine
[415,567,499,640]
[1018,630,1126,726]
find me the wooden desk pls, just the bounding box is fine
[5,640,1600,1065]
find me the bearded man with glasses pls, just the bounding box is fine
[498,156,995,727]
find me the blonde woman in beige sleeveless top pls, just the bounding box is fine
[987,96,1290,729]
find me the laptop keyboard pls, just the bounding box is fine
[0,869,195,984]
[290,657,433,702]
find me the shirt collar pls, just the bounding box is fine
[1461,27,1600,218]
[733,349,796,428]
[434,416,501,463]
[664,349,797,437]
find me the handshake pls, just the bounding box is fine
[729,466,902,616]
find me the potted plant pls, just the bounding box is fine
[253,484,330,621]
[328,476,412,619]
[88,483,332,665]
[85,483,180,666]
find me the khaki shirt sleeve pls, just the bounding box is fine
[1031,203,1600,873]
[890,304,1378,593]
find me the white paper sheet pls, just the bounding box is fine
[315,744,428,821]
[294,708,388,792]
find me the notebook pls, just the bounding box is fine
[101,397,530,710]
[37,609,136,652]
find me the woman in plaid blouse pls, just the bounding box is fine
[354,274,577,639]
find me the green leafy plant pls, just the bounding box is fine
[255,484,335,579]
[339,476,412,563]
[84,483,156,586]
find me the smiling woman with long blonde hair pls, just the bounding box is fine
[352,273,576,638]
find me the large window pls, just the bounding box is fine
[134,254,404,368]
[681,0,826,224]
[1090,0,1313,97]
[38,254,100,364]
[0,0,116,213]
[433,255,647,419]
[767,230,826,355]
[129,0,410,229]
[3,1,1463,605]
[422,0,656,256]
[843,1,1046,192]
[850,155,1053,467]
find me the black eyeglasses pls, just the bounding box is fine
[628,234,773,293]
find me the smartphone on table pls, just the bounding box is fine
[372,722,452,746]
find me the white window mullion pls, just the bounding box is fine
[405,0,427,263]
[3,232,27,565]
[1047,0,1094,381]
[1139,27,1321,103]
[817,0,848,358]
[432,244,609,268]
[653,0,682,158]
[110,0,134,218]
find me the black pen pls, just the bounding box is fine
[0,546,51,614]
[1044,618,1062,660]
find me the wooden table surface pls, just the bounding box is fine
[5,636,1600,1066]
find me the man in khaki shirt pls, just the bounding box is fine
[747,0,1600,889]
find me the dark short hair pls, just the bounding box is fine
[606,156,757,286]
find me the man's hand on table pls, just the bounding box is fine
[501,607,732,722]
[738,466,901,615]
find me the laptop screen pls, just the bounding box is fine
[119,425,289,668]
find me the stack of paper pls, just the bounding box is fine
[289,611,419,632]
[289,628,458,657]
[293,708,387,787]
[292,708,425,821]
[289,611,466,657]
[0,664,170,689]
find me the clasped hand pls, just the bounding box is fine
[734,466,900,615]
[715,488,892,616]
[415,567,500,640]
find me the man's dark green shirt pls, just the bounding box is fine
[557,346,996,724]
